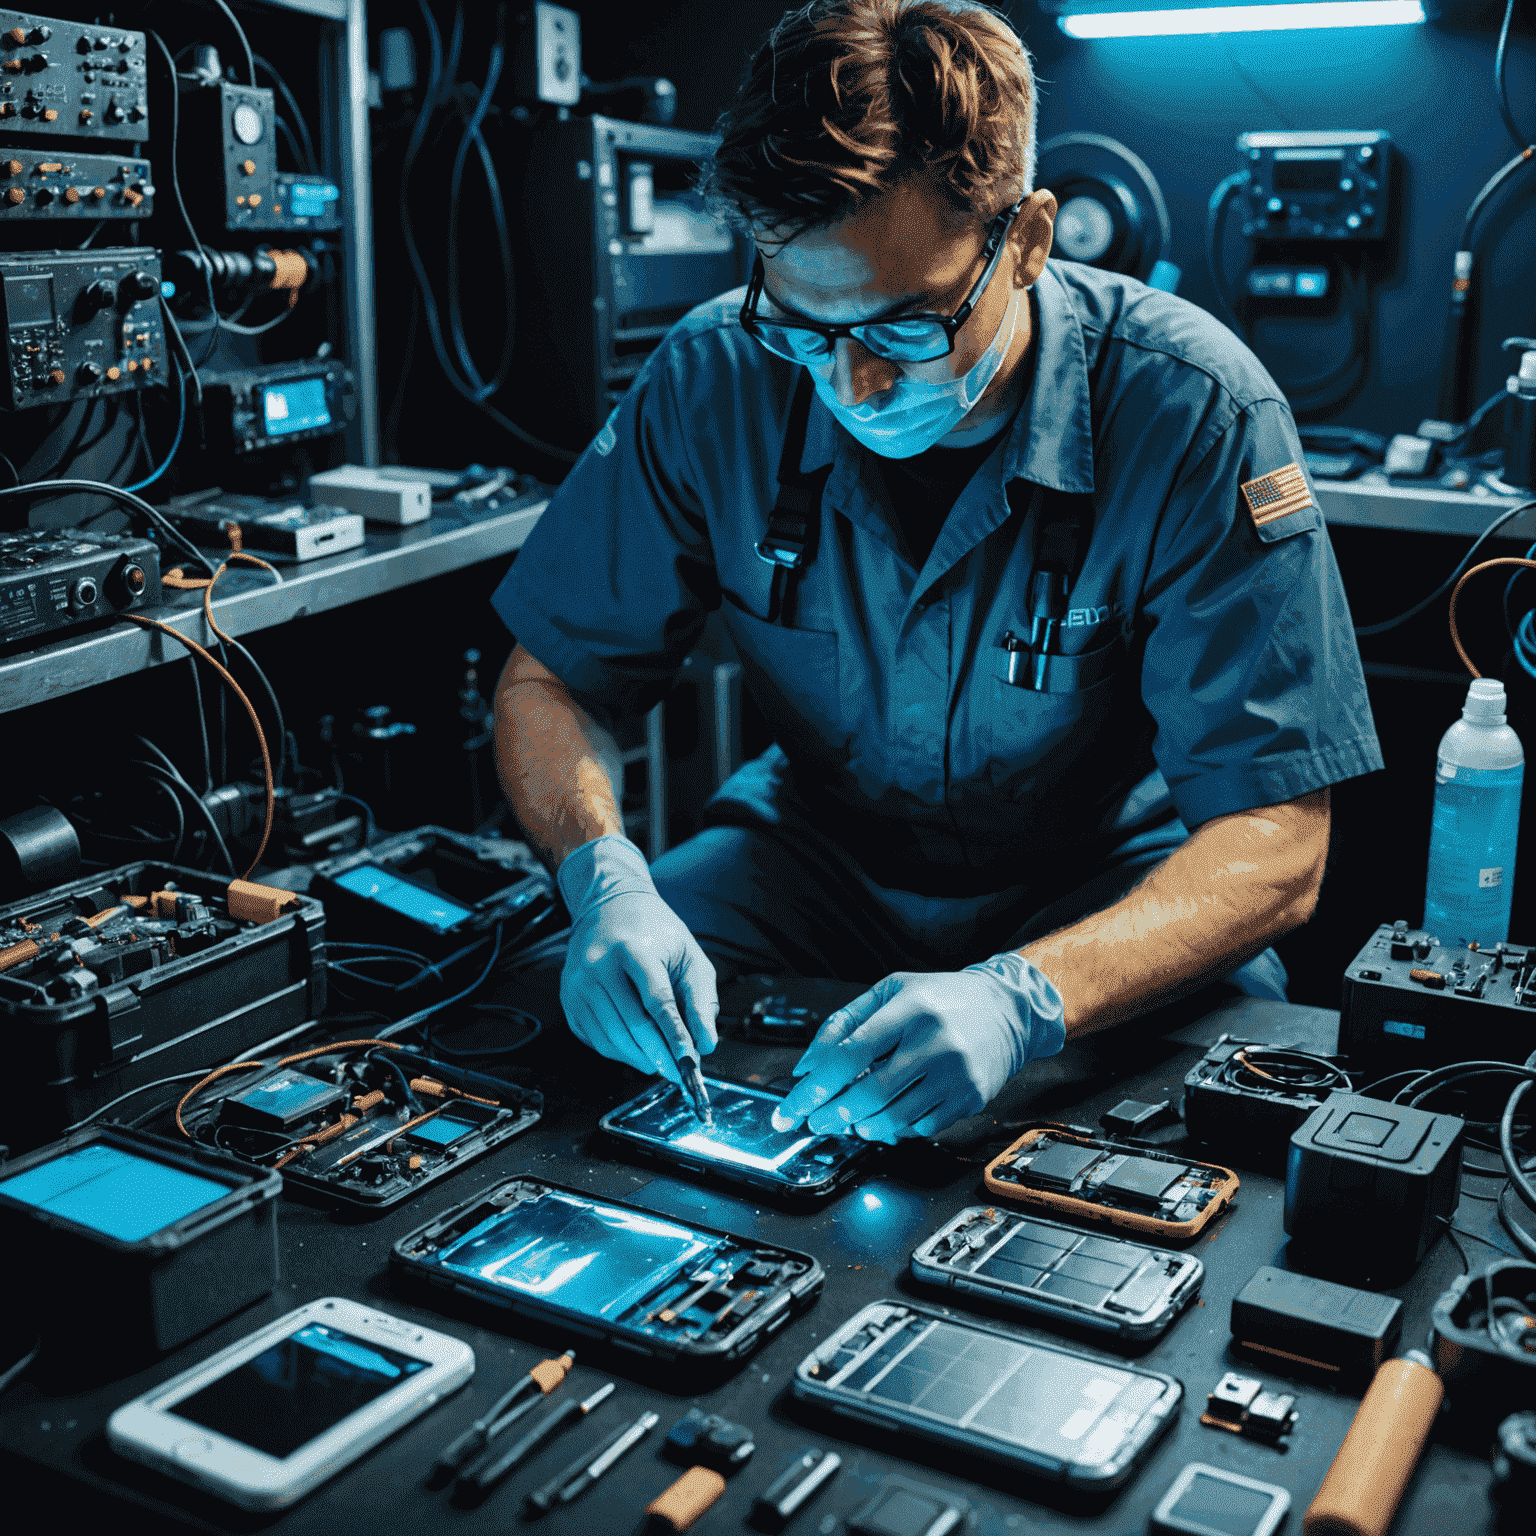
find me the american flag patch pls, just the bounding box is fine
[1240,461,1313,528]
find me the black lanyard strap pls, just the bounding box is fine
[757,369,830,621]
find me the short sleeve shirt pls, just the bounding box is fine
[492,260,1383,897]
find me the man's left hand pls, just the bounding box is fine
[770,953,1066,1143]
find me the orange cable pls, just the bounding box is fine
[1448,557,1536,676]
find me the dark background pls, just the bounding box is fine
[7,2,1536,1010]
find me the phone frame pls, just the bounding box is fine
[909,1205,1204,1342]
[1150,1461,1291,1536]
[106,1296,473,1511]
[982,1124,1239,1243]
[391,1176,825,1368]
[597,1075,874,1202]
[793,1298,1181,1489]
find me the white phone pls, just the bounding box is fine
[107,1297,474,1511]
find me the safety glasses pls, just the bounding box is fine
[739,198,1024,365]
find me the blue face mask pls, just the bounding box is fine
[809,287,1021,460]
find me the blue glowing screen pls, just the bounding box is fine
[0,1144,231,1242]
[261,377,331,437]
[331,864,473,933]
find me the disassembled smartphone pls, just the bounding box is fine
[392,1176,824,1368]
[599,1076,874,1201]
[174,1042,541,1211]
[984,1125,1239,1243]
[794,1299,1180,1489]
[910,1205,1204,1342]
[107,1296,474,1511]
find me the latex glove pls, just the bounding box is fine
[770,953,1065,1143]
[557,834,718,1083]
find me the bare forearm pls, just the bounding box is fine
[1020,789,1331,1038]
[493,644,624,873]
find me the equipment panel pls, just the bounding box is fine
[0,11,148,139]
[0,149,152,219]
[0,247,166,410]
[1237,130,1391,242]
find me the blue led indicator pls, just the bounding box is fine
[1383,1019,1425,1040]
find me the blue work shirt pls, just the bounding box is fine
[492,260,1383,898]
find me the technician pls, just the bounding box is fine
[491,0,1382,1144]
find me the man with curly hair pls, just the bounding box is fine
[493,2,1381,1143]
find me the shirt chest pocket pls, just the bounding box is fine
[984,624,1139,798]
[721,601,849,766]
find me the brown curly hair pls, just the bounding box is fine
[698,0,1038,247]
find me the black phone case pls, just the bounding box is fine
[390,1175,825,1368]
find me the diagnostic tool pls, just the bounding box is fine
[983,1125,1239,1242]
[600,1076,874,1201]
[795,1300,1180,1488]
[392,1177,823,1369]
[910,1205,1203,1342]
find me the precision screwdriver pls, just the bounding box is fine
[455,1381,616,1500]
[428,1348,575,1487]
[525,1408,659,1514]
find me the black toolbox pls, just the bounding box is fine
[1,862,326,1154]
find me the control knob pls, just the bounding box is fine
[81,277,116,310]
[120,269,158,301]
[77,361,102,384]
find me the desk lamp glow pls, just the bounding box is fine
[1058,2,1427,39]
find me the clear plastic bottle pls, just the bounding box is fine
[1423,678,1524,944]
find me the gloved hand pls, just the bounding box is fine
[556,834,718,1083]
[769,953,1065,1143]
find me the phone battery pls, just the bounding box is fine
[1231,1266,1402,1377]
[163,494,366,561]
[220,1069,347,1134]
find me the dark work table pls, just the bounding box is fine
[0,994,1518,1536]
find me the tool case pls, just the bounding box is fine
[0,861,326,1153]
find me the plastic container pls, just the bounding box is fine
[0,1125,281,1362]
[1424,678,1524,944]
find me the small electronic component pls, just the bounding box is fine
[219,1070,347,1135]
[845,1474,969,1536]
[663,1408,755,1472]
[984,1126,1239,1242]
[1232,1266,1402,1377]
[1151,1463,1291,1536]
[162,492,365,562]
[1430,1259,1536,1433]
[1100,1098,1176,1135]
[1492,1411,1536,1507]
[749,1447,840,1533]
[1200,1371,1298,1447]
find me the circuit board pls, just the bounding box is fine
[0,880,255,1004]
[175,1044,542,1211]
[984,1127,1239,1242]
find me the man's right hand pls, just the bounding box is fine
[556,835,719,1082]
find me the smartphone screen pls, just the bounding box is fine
[329,865,474,934]
[602,1078,869,1191]
[168,1323,429,1460]
[0,1144,234,1243]
[804,1305,1172,1475]
[1164,1469,1280,1534]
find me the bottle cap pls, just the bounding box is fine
[1463,677,1508,724]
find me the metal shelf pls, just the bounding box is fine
[0,498,545,714]
[1316,477,1536,539]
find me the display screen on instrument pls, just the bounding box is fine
[330,864,474,933]
[434,1188,722,1321]
[1165,1470,1278,1535]
[261,377,331,436]
[605,1078,863,1183]
[5,275,55,328]
[821,1312,1166,1468]
[0,1144,232,1243]
[1273,152,1343,192]
[170,1323,428,1460]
